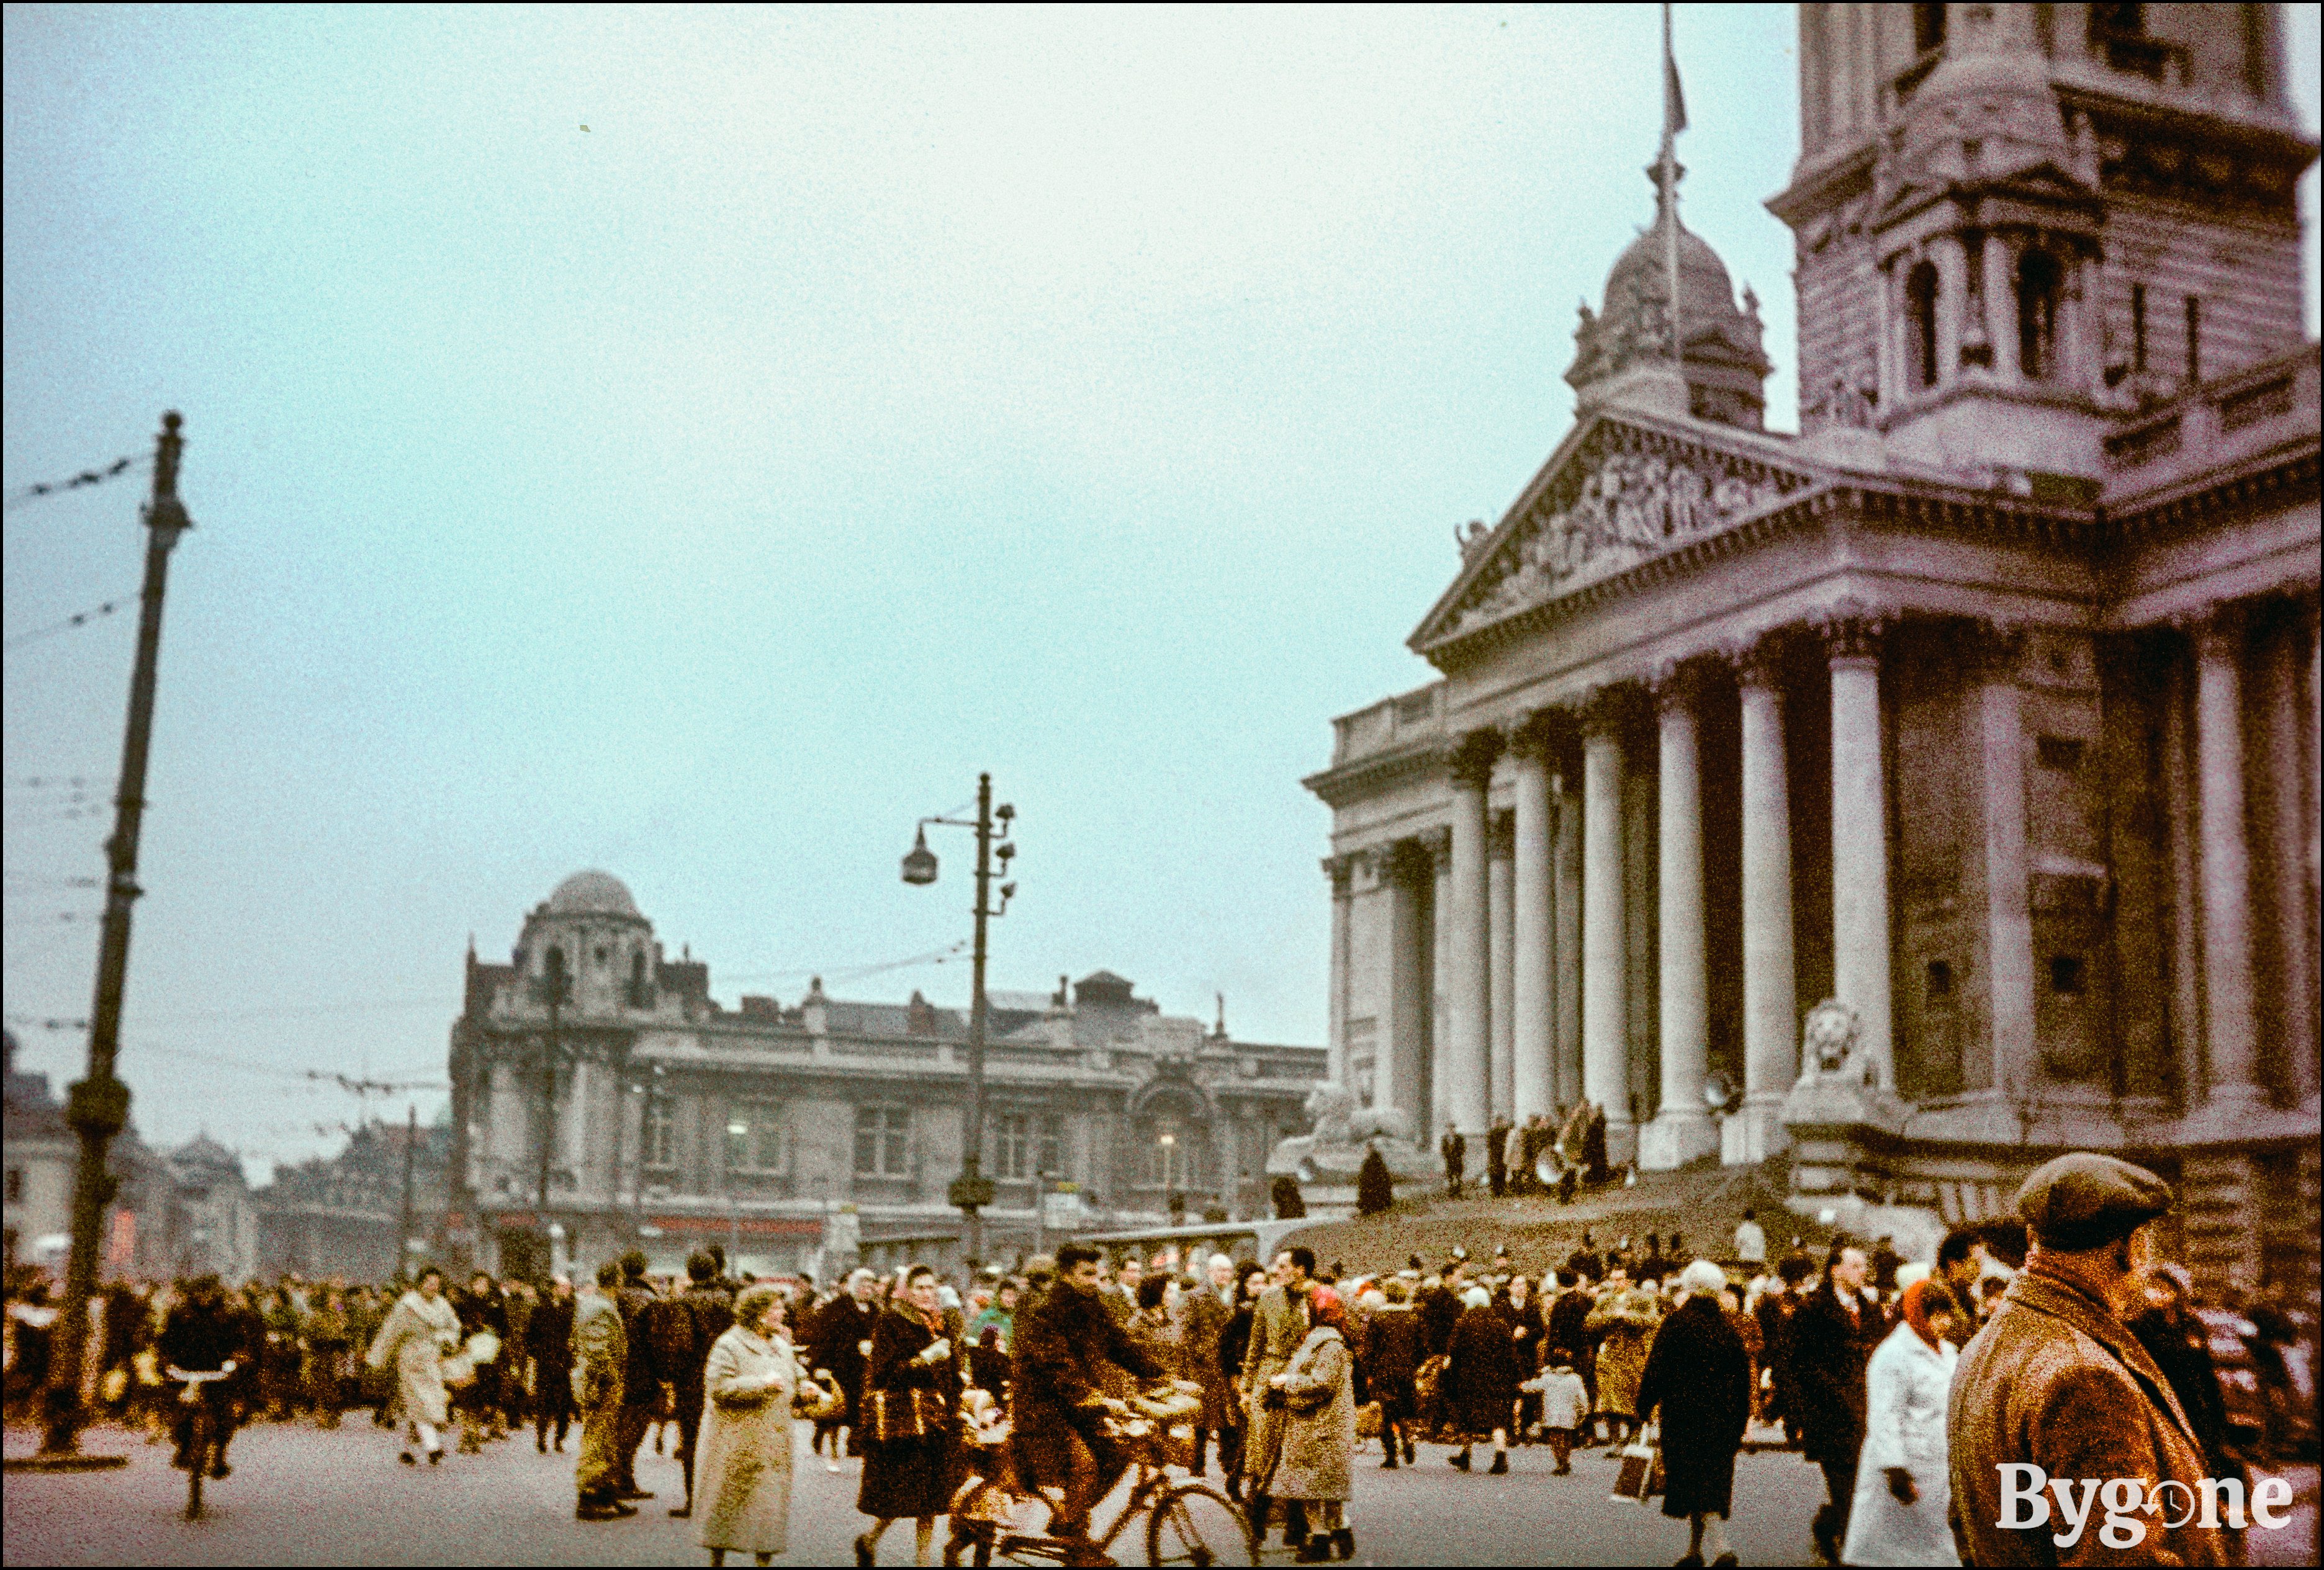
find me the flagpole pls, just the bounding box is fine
[1662,1,1682,366]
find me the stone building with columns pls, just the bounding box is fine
[444,871,1325,1278]
[1307,2,2318,1294]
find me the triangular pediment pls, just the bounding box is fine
[1410,411,1819,658]
[1875,158,2099,229]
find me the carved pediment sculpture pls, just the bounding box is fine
[1430,424,1809,645]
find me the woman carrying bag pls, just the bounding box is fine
[1271,1287,1358,1564]
[1633,1261,1752,1569]
[855,1265,959,1568]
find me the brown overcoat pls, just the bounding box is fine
[1947,1264,2230,1568]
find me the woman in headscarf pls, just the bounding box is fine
[695,1282,799,1567]
[366,1266,461,1466]
[1271,1286,1358,1564]
[1636,1261,1753,1569]
[1840,1278,1963,1567]
[854,1265,958,1568]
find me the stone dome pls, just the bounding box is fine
[1603,213,1741,335]
[1567,169,1773,429]
[545,869,641,918]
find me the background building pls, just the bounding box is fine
[1307,2,2318,1298]
[445,871,1327,1279]
[255,1117,452,1283]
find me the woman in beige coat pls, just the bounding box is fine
[1270,1287,1357,1564]
[366,1267,461,1466]
[696,1283,799,1566]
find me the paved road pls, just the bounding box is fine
[6,1420,2318,1566]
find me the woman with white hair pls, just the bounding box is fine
[1444,1283,1521,1475]
[695,1283,801,1566]
[1634,1261,1752,1568]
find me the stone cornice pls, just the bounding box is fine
[2102,443,2320,545]
[1302,736,1449,809]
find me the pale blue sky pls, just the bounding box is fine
[6,4,2318,1182]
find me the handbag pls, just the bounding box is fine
[1610,1424,1664,1505]
[1354,1400,1382,1439]
[870,1387,948,1443]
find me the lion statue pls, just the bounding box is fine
[1302,1082,1415,1148]
[1801,998,1875,1087]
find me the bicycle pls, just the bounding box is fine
[166,1361,238,1521]
[944,1381,1254,1568]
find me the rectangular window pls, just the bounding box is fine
[2185,295,2201,385]
[2036,735,2086,773]
[643,1096,675,1169]
[726,1100,787,1172]
[1037,1113,1066,1180]
[4,1167,22,1203]
[993,1113,1031,1180]
[2130,283,2146,374]
[854,1105,910,1177]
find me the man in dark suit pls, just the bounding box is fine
[1439,1124,1466,1198]
[811,1267,879,1462]
[527,1273,577,1453]
[664,1250,734,1517]
[612,1252,660,1499]
[1788,1244,1882,1564]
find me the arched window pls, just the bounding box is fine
[2016,249,2062,380]
[1906,261,1941,390]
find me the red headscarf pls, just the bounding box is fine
[1898,1277,1960,1349]
[1307,1286,1344,1330]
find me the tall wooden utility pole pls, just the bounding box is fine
[34,413,192,1463]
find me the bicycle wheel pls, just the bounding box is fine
[1145,1481,1253,1567]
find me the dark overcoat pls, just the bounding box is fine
[1359,1304,1424,1421]
[1009,1278,1163,1493]
[857,1304,958,1521]
[1787,1281,1881,1465]
[1634,1296,1751,1519]
[1446,1302,1522,1436]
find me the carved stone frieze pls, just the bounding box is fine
[1435,427,1806,642]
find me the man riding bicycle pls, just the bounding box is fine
[158,1273,248,1479]
[1011,1241,1167,1566]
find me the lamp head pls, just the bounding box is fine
[901,825,939,886]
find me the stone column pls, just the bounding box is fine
[2259,612,2319,1106]
[1984,233,2019,382]
[1552,769,1583,1112]
[2193,608,2262,1113]
[1444,735,1499,1137]
[1325,855,1354,1089]
[1488,812,1516,1121]
[1974,622,2038,1111]
[1580,689,1633,1159]
[1510,720,1557,1123]
[1386,841,1433,1129]
[1430,827,1452,1139]
[1644,665,1716,1169]
[1824,609,1895,1090]
[1730,640,1796,1162]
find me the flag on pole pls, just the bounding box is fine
[1664,17,1688,146]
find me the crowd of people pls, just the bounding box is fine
[4,1151,2315,1567]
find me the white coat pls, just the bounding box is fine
[366,1290,461,1429]
[1842,1320,1960,1567]
[694,1324,796,1558]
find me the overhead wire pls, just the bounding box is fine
[4,454,146,511]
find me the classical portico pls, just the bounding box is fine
[1305,2,2319,1298]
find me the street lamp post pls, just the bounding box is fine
[1158,1132,1176,1214]
[27,414,192,1466]
[901,773,1015,1270]
[534,946,570,1275]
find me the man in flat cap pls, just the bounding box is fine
[1948,1154,2230,1566]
